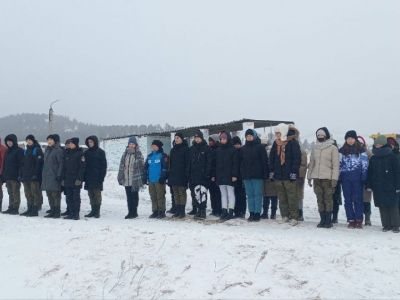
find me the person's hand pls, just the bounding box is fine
[211,177,216,182]
[269,172,274,181]
[75,180,82,186]
[290,173,297,182]
[396,190,400,194]
[232,177,238,182]
[332,180,338,189]
[308,179,313,187]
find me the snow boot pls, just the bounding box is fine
[364,213,372,226]
[332,212,338,224]
[2,207,13,214]
[260,210,269,219]
[393,227,400,233]
[270,209,277,220]
[253,213,261,222]
[9,208,19,215]
[227,209,234,221]
[85,206,96,218]
[149,211,158,219]
[247,212,254,222]
[195,209,206,220]
[20,205,32,217]
[298,209,304,222]
[157,211,166,219]
[188,207,197,216]
[220,209,228,221]
[52,209,61,219]
[317,212,325,228]
[347,220,356,229]
[27,206,39,217]
[46,209,52,214]
[355,220,363,229]
[324,212,333,228]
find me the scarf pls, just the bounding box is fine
[275,136,295,166]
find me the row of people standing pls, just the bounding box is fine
[0,134,107,220]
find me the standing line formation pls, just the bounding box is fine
[0,124,399,233]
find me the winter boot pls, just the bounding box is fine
[179,205,186,219]
[28,206,39,217]
[260,210,269,219]
[2,207,13,214]
[172,205,181,218]
[270,209,277,220]
[253,213,261,222]
[167,206,176,215]
[61,210,70,217]
[317,212,326,228]
[157,211,166,219]
[85,206,96,218]
[332,212,338,224]
[52,209,61,219]
[188,207,197,216]
[298,209,304,222]
[227,209,234,221]
[355,220,363,229]
[247,212,254,222]
[220,209,228,221]
[149,211,158,219]
[9,208,19,215]
[393,227,400,233]
[289,219,299,226]
[46,209,52,214]
[364,213,372,226]
[44,211,54,218]
[324,212,333,228]
[195,209,206,220]
[347,220,356,229]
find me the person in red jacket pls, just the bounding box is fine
[0,138,7,211]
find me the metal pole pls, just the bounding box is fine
[49,100,60,135]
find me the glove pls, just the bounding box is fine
[17,176,22,183]
[396,190,400,194]
[332,180,338,189]
[308,179,313,187]
[269,172,275,181]
[211,177,216,182]
[289,173,297,181]
[232,177,238,182]
[367,188,373,193]
[75,180,82,186]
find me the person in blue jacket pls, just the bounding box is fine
[145,140,169,219]
[339,130,369,229]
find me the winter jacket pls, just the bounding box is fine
[62,147,86,188]
[168,141,190,187]
[263,145,277,197]
[367,146,400,207]
[188,140,212,187]
[83,136,107,191]
[308,139,340,181]
[0,138,7,180]
[21,142,44,182]
[145,149,169,184]
[41,143,64,192]
[117,148,146,191]
[240,139,269,180]
[269,138,301,181]
[339,143,369,182]
[214,136,240,186]
[2,134,24,182]
[299,148,308,179]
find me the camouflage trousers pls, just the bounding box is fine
[6,180,21,210]
[23,181,42,208]
[172,186,187,206]
[149,183,166,212]
[275,180,298,220]
[88,189,102,207]
[46,191,62,211]
[313,179,334,212]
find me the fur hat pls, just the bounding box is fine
[274,123,290,141]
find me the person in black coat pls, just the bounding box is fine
[212,131,239,220]
[83,136,107,218]
[62,138,86,220]
[208,134,222,217]
[187,130,212,220]
[168,132,190,218]
[270,124,301,225]
[367,135,400,233]
[1,134,24,215]
[20,135,44,217]
[240,129,269,222]
[232,136,246,218]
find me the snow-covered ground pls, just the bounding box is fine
[1,151,399,299]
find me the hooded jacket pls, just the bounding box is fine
[0,138,8,180]
[62,144,86,188]
[308,128,340,181]
[2,134,24,181]
[214,132,240,186]
[83,136,107,191]
[21,138,44,182]
[339,142,369,182]
[168,140,190,187]
[240,131,269,180]
[41,136,64,192]
[188,138,212,187]
[145,148,169,184]
[367,145,400,207]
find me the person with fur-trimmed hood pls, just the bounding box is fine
[339,130,369,229]
[42,134,64,218]
[232,136,247,218]
[1,134,24,215]
[241,129,269,222]
[62,138,86,220]
[145,140,169,219]
[187,130,212,220]
[208,134,222,216]
[212,131,240,221]
[83,136,107,218]
[367,135,400,233]
[270,124,302,226]
[308,127,340,228]
[168,132,190,219]
[118,136,146,219]
[20,135,44,217]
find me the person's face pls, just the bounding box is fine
[67,143,76,150]
[275,132,281,140]
[246,135,254,142]
[128,143,136,150]
[375,144,383,149]
[6,140,13,148]
[47,139,55,147]
[194,137,202,144]
[88,140,95,148]
[152,145,159,152]
[234,144,241,149]
[26,139,34,146]
[209,140,215,147]
[175,136,182,144]
[346,137,356,146]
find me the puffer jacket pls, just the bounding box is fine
[308,139,340,181]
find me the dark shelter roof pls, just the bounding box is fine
[101,118,294,141]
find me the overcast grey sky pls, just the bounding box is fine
[0,0,399,141]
